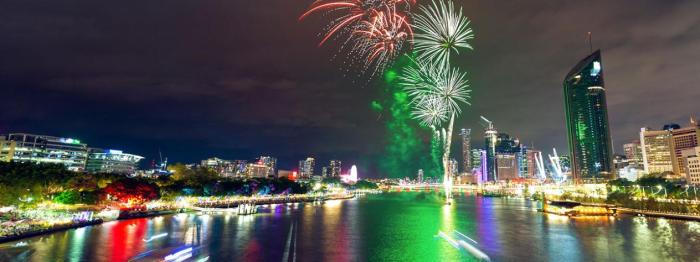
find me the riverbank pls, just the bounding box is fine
[615,207,700,221]
[0,193,360,244]
[0,219,103,244]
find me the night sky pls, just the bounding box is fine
[1,0,699,176]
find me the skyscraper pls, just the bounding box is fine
[623,140,643,166]
[484,125,498,181]
[460,128,471,173]
[299,157,315,178]
[563,50,614,181]
[668,119,700,176]
[640,127,676,174]
[329,160,342,177]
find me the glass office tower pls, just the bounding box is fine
[563,50,614,181]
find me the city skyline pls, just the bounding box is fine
[1,1,699,176]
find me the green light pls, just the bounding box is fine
[384,70,397,83]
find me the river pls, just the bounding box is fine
[1,192,699,261]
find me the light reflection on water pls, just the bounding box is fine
[1,192,700,261]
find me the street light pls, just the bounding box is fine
[656,185,667,199]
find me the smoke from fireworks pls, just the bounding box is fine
[413,0,474,67]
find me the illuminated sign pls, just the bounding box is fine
[108,149,123,154]
[60,138,81,144]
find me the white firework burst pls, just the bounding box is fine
[412,0,474,67]
[411,95,448,127]
[398,58,471,126]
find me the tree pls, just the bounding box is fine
[103,178,159,204]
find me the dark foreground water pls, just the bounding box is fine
[2,192,700,261]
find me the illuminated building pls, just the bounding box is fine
[321,166,329,177]
[623,140,643,166]
[449,158,458,176]
[245,163,271,178]
[470,149,483,173]
[201,157,237,177]
[496,153,518,181]
[86,148,143,175]
[525,148,541,178]
[563,50,614,181]
[682,147,700,185]
[258,156,277,177]
[329,160,342,177]
[0,133,88,171]
[460,128,471,173]
[668,119,700,176]
[484,123,498,181]
[277,169,296,180]
[299,157,315,178]
[640,127,676,174]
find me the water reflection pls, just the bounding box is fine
[2,193,700,261]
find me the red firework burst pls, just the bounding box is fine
[352,7,413,66]
[299,0,414,46]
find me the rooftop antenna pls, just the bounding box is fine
[587,32,593,53]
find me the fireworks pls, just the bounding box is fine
[299,0,413,47]
[350,6,413,75]
[411,95,448,127]
[413,0,474,67]
[398,58,471,125]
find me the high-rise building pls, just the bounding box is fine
[258,156,277,177]
[640,127,676,174]
[563,50,614,181]
[0,133,89,171]
[417,169,424,183]
[448,158,459,176]
[496,153,519,181]
[460,128,471,173]
[470,149,483,172]
[299,157,315,178]
[329,160,342,177]
[526,149,542,178]
[86,148,143,175]
[201,157,236,177]
[623,140,643,166]
[682,147,700,185]
[668,119,700,176]
[484,124,498,181]
[245,162,271,178]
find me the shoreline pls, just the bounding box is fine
[0,194,358,244]
[0,219,103,244]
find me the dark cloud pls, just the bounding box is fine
[0,0,698,175]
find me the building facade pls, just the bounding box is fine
[299,157,315,178]
[623,140,643,167]
[0,133,89,171]
[329,160,342,177]
[86,148,143,175]
[682,147,700,185]
[484,125,498,181]
[668,120,700,176]
[640,127,677,175]
[460,128,471,173]
[563,50,614,181]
